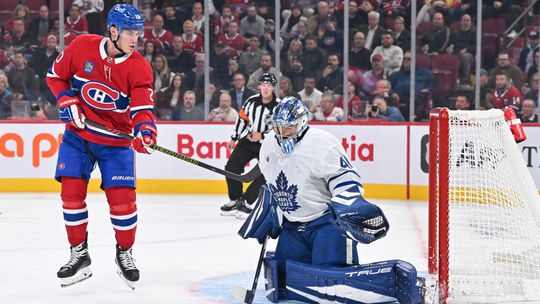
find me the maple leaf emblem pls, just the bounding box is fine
[269,171,300,214]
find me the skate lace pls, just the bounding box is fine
[119,249,137,270]
[64,243,87,268]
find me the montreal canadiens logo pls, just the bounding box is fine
[80,81,120,111]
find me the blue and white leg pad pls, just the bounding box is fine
[263,251,285,303]
[283,259,423,304]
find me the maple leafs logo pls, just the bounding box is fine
[269,171,300,213]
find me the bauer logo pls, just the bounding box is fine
[111,176,134,181]
[80,82,121,111]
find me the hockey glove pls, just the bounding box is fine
[238,184,282,244]
[132,122,157,154]
[58,90,85,129]
[329,192,389,244]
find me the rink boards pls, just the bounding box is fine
[1,121,540,200]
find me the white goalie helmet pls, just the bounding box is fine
[272,96,309,155]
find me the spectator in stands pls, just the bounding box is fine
[318,53,343,93]
[336,0,365,30]
[380,0,405,18]
[281,4,308,39]
[371,31,403,76]
[28,5,54,46]
[420,12,450,55]
[350,31,372,71]
[298,76,323,110]
[454,94,472,110]
[4,4,31,32]
[477,68,493,108]
[208,92,239,122]
[0,75,13,119]
[362,54,386,96]
[390,51,434,107]
[73,0,104,35]
[284,39,303,72]
[336,80,365,119]
[214,4,236,36]
[519,99,539,123]
[145,15,173,54]
[523,72,539,102]
[262,19,283,53]
[162,4,183,35]
[178,90,205,121]
[240,4,265,38]
[256,2,275,21]
[292,20,309,44]
[223,57,246,90]
[279,76,301,99]
[29,34,58,100]
[191,2,205,35]
[185,54,209,92]
[489,52,524,89]
[449,0,476,22]
[299,34,327,77]
[207,82,222,109]
[491,71,523,111]
[142,40,156,65]
[368,96,405,121]
[152,54,175,92]
[5,16,35,50]
[229,72,254,110]
[285,56,309,92]
[307,1,331,34]
[217,21,245,58]
[518,31,539,72]
[312,92,344,122]
[359,11,384,51]
[247,54,281,92]
[316,14,343,54]
[66,4,89,35]
[7,51,36,101]
[226,0,249,19]
[239,36,265,76]
[447,14,476,86]
[210,41,230,85]
[165,35,195,74]
[156,73,185,120]
[372,79,399,105]
[393,16,410,52]
[181,20,203,54]
[527,50,540,82]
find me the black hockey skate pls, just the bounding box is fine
[220,198,243,216]
[115,244,139,290]
[57,241,92,288]
[235,199,252,220]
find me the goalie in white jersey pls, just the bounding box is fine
[239,96,425,303]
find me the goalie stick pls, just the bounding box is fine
[83,118,261,183]
[232,236,268,304]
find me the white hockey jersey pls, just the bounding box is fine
[259,127,365,223]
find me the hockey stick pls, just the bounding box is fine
[83,118,261,183]
[232,236,268,304]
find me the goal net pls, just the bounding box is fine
[429,108,540,303]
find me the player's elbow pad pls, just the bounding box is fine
[329,190,389,244]
[238,184,282,244]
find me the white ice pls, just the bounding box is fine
[0,193,428,304]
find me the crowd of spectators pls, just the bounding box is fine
[0,0,539,123]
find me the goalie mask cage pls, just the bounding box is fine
[428,108,540,303]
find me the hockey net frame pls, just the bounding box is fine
[429,108,540,303]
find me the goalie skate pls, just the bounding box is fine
[57,241,92,288]
[115,245,139,290]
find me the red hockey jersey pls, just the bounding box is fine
[46,34,155,147]
[491,85,523,112]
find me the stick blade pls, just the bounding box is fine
[232,285,249,302]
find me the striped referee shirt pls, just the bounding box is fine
[231,93,280,141]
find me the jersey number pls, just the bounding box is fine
[340,156,353,169]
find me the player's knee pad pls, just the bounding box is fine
[395,260,423,304]
[285,259,422,304]
[105,187,137,232]
[263,251,286,303]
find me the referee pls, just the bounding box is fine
[220,73,279,219]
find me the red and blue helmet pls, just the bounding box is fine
[107,4,144,33]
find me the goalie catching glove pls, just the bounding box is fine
[329,187,389,244]
[238,184,282,244]
[58,90,85,129]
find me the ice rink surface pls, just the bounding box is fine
[0,193,428,304]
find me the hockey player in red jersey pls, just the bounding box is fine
[491,72,523,112]
[46,4,156,289]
